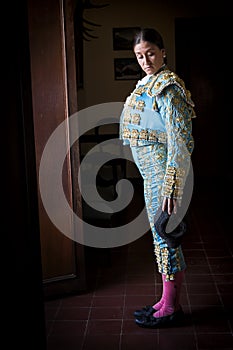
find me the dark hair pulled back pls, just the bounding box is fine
[133,28,165,49]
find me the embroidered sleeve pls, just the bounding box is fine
[157,84,195,200]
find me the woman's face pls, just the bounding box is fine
[134,41,165,75]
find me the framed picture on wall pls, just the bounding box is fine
[114,58,142,80]
[113,27,140,50]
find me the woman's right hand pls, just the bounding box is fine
[162,197,177,215]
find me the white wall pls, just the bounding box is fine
[77,0,228,109]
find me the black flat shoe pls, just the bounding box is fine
[133,305,156,318]
[135,308,184,328]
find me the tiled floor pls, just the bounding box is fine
[45,179,233,350]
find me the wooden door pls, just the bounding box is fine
[27,0,86,297]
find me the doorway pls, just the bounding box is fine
[175,17,232,195]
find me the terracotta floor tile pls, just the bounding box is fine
[49,320,87,336]
[124,295,156,308]
[55,307,90,320]
[61,295,93,307]
[186,282,217,294]
[197,333,233,349]
[158,333,197,350]
[89,306,123,319]
[121,334,158,350]
[46,335,84,350]
[125,284,155,296]
[122,319,158,335]
[83,335,120,350]
[94,283,125,296]
[188,293,222,306]
[92,295,124,307]
[86,320,122,335]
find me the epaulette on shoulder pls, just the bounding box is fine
[147,69,195,107]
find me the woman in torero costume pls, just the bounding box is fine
[119,28,196,328]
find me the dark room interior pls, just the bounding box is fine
[3,1,232,349]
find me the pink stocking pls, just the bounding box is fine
[153,270,185,317]
[152,273,166,310]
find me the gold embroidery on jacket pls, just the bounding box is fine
[122,127,167,145]
[135,100,145,111]
[131,113,141,124]
[162,165,186,199]
[127,95,137,107]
